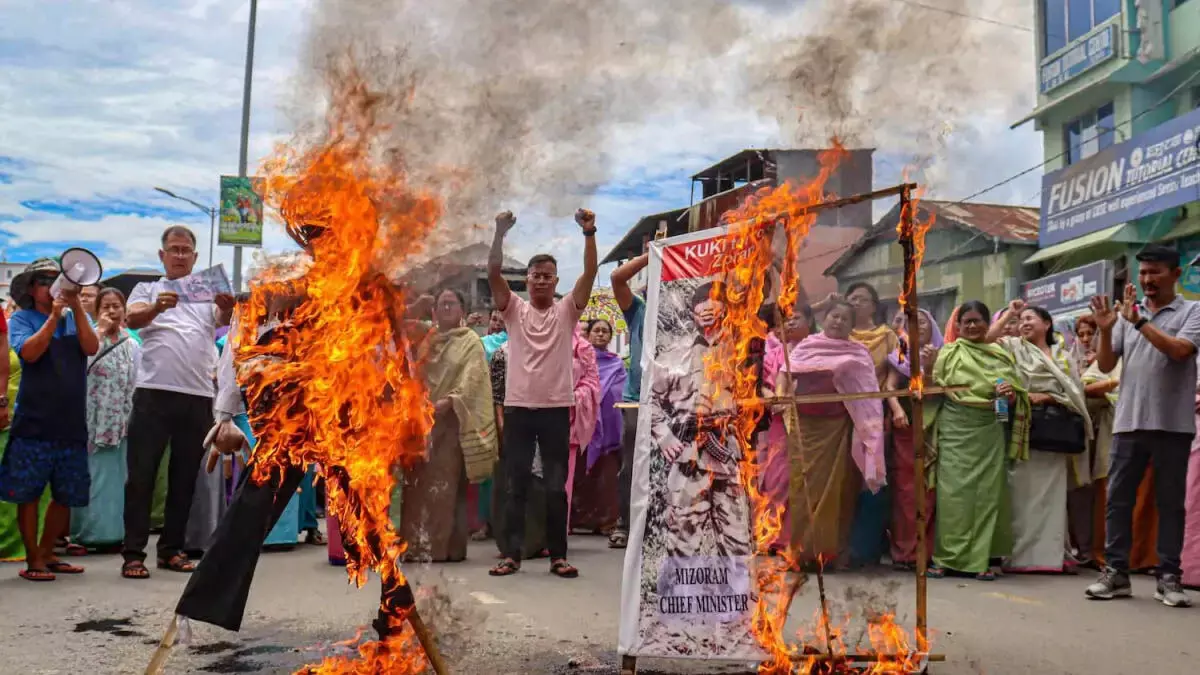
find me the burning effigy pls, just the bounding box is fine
[154,66,452,675]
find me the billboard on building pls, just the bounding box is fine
[219,175,264,247]
[1022,260,1113,349]
[1039,23,1117,93]
[1039,105,1200,247]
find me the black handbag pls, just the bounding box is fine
[1027,402,1086,454]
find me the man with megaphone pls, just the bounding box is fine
[0,258,100,581]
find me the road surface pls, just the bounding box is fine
[0,535,1193,674]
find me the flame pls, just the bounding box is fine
[234,63,440,674]
[703,143,930,673]
[893,182,936,395]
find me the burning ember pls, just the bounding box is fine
[234,65,442,674]
[702,142,930,674]
[894,183,936,395]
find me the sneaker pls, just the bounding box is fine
[1085,567,1132,600]
[1155,574,1192,608]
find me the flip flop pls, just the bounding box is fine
[19,568,56,582]
[489,559,520,577]
[64,543,88,557]
[46,561,85,574]
[550,559,579,579]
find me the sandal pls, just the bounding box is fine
[157,554,196,573]
[975,570,996,581]
[608,530,628,549]
[550,558,579,579]
[470,528,491,542]
[122,560,150,579]
[64,543,88,557]
[19,568,56,582]
[925,566,946,579]
[46,560,85,574]
[489,558,520,577]
[892,561,916,572]
[304,529,326,546]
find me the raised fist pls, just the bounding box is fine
[575,209,596,233]
[495,211,516,235]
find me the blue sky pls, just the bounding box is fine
[0,0,1044,286]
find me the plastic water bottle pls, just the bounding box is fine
[994,379,1009,423]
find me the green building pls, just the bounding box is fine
[1014,0,1200,301]
[824,201,1039,325]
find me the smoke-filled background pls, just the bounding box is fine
[278,0,1037,269]
[1,0,1041,283]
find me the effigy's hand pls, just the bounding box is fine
[204,419,250,456]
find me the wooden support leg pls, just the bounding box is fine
[620,654,637,675]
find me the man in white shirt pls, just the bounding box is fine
[120,225,233,579]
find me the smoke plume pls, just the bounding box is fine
[279,0,1036,255]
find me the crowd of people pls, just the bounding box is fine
[1,216,1198,614]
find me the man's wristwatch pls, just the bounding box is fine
[582,229,596,238]
[1133,318,1149,332]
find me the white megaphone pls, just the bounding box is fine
[50,247,104,298]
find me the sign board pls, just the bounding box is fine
[1021,260,1112,317]
[219,175,264,247]
[1039,105,1200,247]
[1039,23,1117,94]
[619,226,768,663]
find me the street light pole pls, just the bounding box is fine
[154,187,216,267]
[234,0,258,292]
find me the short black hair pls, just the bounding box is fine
[162,225,197,248]
[585,318,613,334]
[826,298,857,322]
[527,254,558,270]
[1136,244,1180,269]
[845,281,882,323]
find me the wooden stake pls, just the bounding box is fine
[143,615,179,675]
[899,185,930,653]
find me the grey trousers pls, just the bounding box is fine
[617,407,638,531]
[1105,431,1192,576]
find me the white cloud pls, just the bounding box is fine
[1,0,1045,293]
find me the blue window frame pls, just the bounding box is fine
[1065,102,1116,165]
[1043,0,1121,57]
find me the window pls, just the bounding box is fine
[1043,0,1121,56]
[1065,102,1116,164]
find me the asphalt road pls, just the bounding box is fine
[0,535,1193,674]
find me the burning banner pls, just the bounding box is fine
[618,225,781,662]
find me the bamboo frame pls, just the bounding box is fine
[613,386,966,409]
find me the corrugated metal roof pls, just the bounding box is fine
[920,200,1040,242]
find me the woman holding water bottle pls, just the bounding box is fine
[926,301,1030,581]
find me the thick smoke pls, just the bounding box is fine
[281,0,1035,256]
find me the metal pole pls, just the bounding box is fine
[208,208,216,268]
[234,0,258,292]
[899,186,930,653]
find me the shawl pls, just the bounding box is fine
[886,309,944,378]
[1082,358,1121,406]
[570,330,601,452]
[481,331,508,362]
[586,346,627,470]
[787,333,886,492]
[762,332,786,391]
[419,326,499,483]
[998,336,1093,438]
[943,305,960,344]
[931,338,1031,461]
[851,324,900,387]
[85,330,138,450]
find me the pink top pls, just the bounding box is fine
[500,294,584,408]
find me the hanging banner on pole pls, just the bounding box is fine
[618,224,777,663]
[219,175,264,247]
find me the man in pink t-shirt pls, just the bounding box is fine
[487,208,598,579]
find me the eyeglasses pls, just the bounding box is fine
[32,276,57,287]
[163,246,195,258]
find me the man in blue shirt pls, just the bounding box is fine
[0,258,99,581]
[610,252,648,548]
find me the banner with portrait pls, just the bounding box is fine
[618,224,783,663]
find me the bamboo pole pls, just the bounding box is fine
[143,616,179,675]
[899,186,930,654]
[613,385,965,409]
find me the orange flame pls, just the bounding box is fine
[894,182,936,395]
[702,143,931,673]
[234,64,439,674]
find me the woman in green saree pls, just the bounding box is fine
[927,301,1031,581]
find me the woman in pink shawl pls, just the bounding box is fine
[571,319,626,533]
[885,308,942,569]
[1184,383,1200,588]
[758,305,816,552]
[565,323,601,532]
[782,300,885,566]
